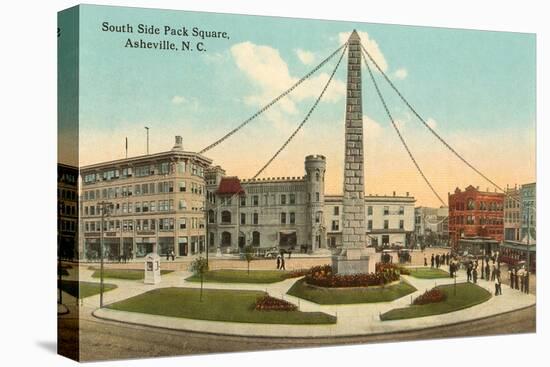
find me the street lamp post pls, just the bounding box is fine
[99,201,113,308]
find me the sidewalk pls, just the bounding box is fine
[88,266,535,338]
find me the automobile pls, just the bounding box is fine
[263,247,280,258]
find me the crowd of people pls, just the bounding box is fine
[508,266,531,294]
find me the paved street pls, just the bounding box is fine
[58,304,535,362]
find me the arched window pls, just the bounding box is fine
[315,170,320,182]
[221,210,231,224]
[467,199,475,210]
[208,209,215,223]
[252,231,260,246]
[221,232,231,247]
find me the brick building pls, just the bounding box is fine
[448,185,504,250]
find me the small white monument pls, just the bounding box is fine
[144,253,161,284]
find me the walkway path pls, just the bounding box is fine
[75,265,536,338]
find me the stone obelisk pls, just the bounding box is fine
[332,30,379,274]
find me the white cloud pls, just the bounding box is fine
[171,95,186,104]
[171,95,199,110]
[338,31,388,72]
[364,114,383,138]
[426,117,437,129]
[394,68,408,80]
[295,48,315,65]
[230,42,345,124]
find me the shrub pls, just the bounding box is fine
[413,288,446,305]
[376,263,410,275]
[255,295,298,311]
[285,269,309,278]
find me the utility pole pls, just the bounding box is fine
[99,201,113,308]
[145,126,150,155]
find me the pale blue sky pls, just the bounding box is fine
[62,4,536,206]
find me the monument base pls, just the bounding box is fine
[332,247,380,275]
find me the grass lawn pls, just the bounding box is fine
[59,280,117,299]
[107,287,336,324]
[407,267,450,279]
[91,269,173,280]
[186,269,290,284]
[287,279,416,305]
[380,282,491,321]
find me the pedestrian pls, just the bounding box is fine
[276,254,281,270]
[485,261,490,280]
[519,269,524,292]
[490,263,496,281]
[466,263,472,282]
[280,255,286,270]
[431,254,435,268]
[509,267,514,289]
[171,249,175,261]
[495,275,502,295]
[525,271,529,294]
[435,254,440,268]
[473,266,478,283]
[424,256,428,267]
[166,251,170,261]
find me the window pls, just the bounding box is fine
[290,212,295,224]
[253,195,259,206]
[315,211,321,224]
[221,210,231,224]
[281,194,287,205]
[399,220,404,229]
[150,201,156,212]
[240,213,246,225]
[316,192,320,202]
[240,196,246,206]
[332,220,339,231]
[253,212,259,225]
[368,206,373,216]
[179,199,187,210]
[135,202,141,213]
[177,162,186,174]
[467,199,475,210]
[399,206,404,215]
[333,206,339,215]
[280,212,286,224]
[179,218,186,229]
[289,194,296,205]
[160,162,170,175]
[142,183,148,195]
[383,206,390,215]
[368,220,373,230]
[384,220,389,229]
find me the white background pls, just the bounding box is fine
[0,0,547,366]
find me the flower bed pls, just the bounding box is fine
[254,295,298,311]
[303,264,401,288]
[412,288,447,305]
[285,269,309,278]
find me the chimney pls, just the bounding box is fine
[172,135,183,151]
[393,191,396,196]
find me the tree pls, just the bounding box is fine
[243,245,254,275]
[190,256,209,302]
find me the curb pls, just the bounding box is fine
[91,303,535,340]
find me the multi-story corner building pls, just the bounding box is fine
[58,163,79,260]
[414,206,449,245]
[327,193,416,249]
[503,185,521,241]
[448,185,504,250]
[204,154,416,253]
[79,136,211,260]
[520,182,536,240]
